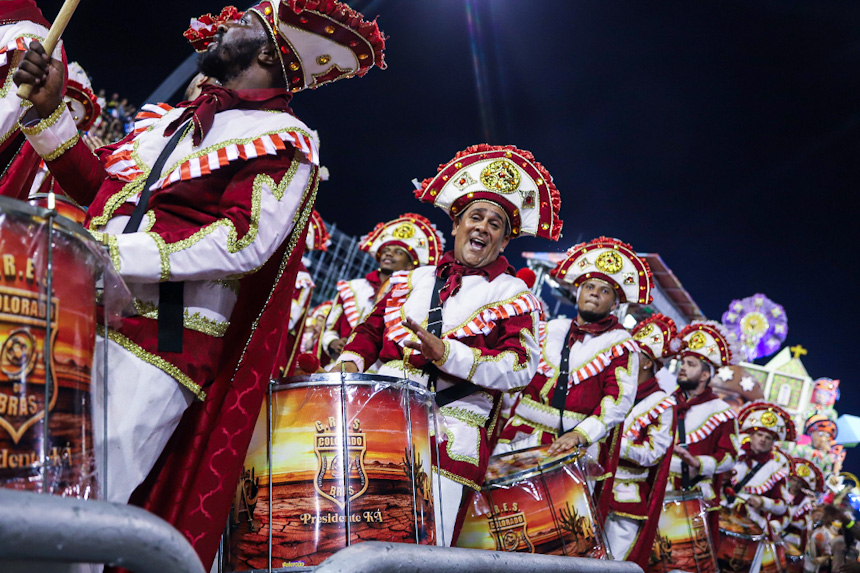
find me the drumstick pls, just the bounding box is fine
[16,0,82,100]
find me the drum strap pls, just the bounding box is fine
[122,122,190,353]
[677,415,690,489]
[424,275,482,407]
[550,341,572,436]
[724,461,766,504]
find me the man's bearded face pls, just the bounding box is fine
[197,13,268,84]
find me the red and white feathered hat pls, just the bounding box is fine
[738,401,796,442]
[64,62,100,131]
[358,213,445,267]
[183,6,245,52]
[550,237,653,304]
[305,209,330,251]
[632,313,681,368]
[250,0,385,92]
[678,320,741,368]
[791,456,825,493]
[414,144,562,241]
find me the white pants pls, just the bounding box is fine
[434,474,465,547]
[93,336,195,503]
[604,513,641,560]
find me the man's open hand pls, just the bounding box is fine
[402,317,445,362]
[547,430,587,455]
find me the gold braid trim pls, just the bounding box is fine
[20,100,66,136]
[229,160,319,378]
[133,300,230,338]
[440,406,488,428]
[432,466,481,492]
[42,133,80,162]
[99,325,206,400]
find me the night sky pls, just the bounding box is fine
[36,0,860,468]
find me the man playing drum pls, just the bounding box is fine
[605,313,680,568]
[322,213,443,361]
[497,236,647,518]
[719,402,795,573]
[783,457,826,573]
[13,0,385,566]
[671,321,741,543]
[0,0,64,196]
[331,143,562,545]
[281,210,329,375]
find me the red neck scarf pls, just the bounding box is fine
[674,385,718,419]
[435,251,513,303]
[567,314,622,344]
[164,84,293,146]
[0,1,49,26]
[635,376,662,404]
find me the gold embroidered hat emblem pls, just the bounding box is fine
[760,411,778,427]
[594,251,624,274]
[392,223,415,240]
[688,331,707,350]
[480,160,520,194]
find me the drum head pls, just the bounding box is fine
[485,445,584,485]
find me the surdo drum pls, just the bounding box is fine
[227,373,437,571]
[0,196,101,497]
[456,445,609,558]
[648,491,718,573]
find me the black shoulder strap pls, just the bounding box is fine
[550,329,572,435]
[423,275,481,408]
[123,122,189,353]
[677,415,691,489]
[725,460,767,504]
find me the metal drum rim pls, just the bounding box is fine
[484,445,586,487]
[0,195,93,243]
[718,527,765,541]
[271,372,433,398]
[663,489,706,503]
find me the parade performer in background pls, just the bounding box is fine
[670,321,740,542]
[281,209,329,375]
[498,237,648,518]
[719,402,795,573]
[322,212,443,360]
[605,314,680,568]
[302,300,333,366]
[13,0,385,566]
[0,0,64,195]
[332,143,562,545]
[786,414,844,492]
[783,457,826,566]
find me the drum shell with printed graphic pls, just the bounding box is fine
[228,374,436,570]
[456,445,608,558]
[648,491,718,573]
[0,197,99,497]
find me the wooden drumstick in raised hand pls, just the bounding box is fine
[17,0,81,99]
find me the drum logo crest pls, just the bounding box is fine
[488,502,534,553]
[314,417,368,509]
[0,285,59,444]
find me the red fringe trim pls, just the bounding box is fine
[415,143,563,240]
[287,0,386,72]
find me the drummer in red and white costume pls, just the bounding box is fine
[671,321,740,540]
[498,237,647,517]
[13,0,385,566]
[0,0,64,196]
[783,457,825,561]
[724,403,795,534]
[332,144,562,545]
[322,213,444,361]
[605,314,680,567]
[281,209,330,375]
